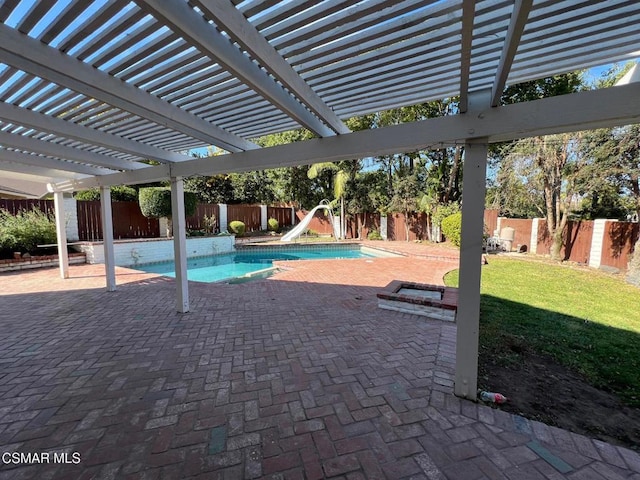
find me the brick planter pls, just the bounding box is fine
[377,281,458,321]
[0,253,86,273]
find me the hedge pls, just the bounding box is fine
[441,211,462,247]
[138,187,197,219]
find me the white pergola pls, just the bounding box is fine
[1,0,639,400]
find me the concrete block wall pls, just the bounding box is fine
[63,196,79,242]
[588,219,608,269]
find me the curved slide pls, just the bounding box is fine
[281,204,335,242]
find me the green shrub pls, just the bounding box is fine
[75,186,138,202]
[228,220,246,236]
[74,189,101,201]
[441,212,462,247]
[367,229,382,240]
[267,217,279,232]
[111,185,138,202]
[138,187,196,218]
[0,208,57,254]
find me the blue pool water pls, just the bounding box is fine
[134,246,378,283]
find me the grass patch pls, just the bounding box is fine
[444,257,640,407]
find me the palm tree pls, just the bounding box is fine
[307,162,352,239]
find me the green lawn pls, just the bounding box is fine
[444,257,640,407]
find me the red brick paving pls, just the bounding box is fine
[0,242,638,479]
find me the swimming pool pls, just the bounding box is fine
[133,245,388,283]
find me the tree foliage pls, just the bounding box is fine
[74,185,138,202]
[389,174,421,241]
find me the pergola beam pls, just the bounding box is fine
[490,0,533,107]
[0,24,257,153]
[193,0,350,135]
[134,0,337,138]
[49,82,640,192]
[0,103,193,164]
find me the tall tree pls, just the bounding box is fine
[505,133,600,260]
[228,171,275,204]
[345,170,388,239]
[490,72,587,259]
[389,174,421,242]
[184,174,234,204]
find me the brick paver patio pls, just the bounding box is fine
[0,243,638,479]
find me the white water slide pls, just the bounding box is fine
[281,203,337,242]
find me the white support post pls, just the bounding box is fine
[53,191,69,279]
[100,186,116,292]
[171,177,189,313]
[455,138,489,400]
[380,215,388,240]
[530,218,539,254]
[260,205,268,230]
[290,207,296,226]
[218,204,228,233]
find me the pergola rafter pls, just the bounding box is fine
[0,24,256,153]
[0,129,145,172]
[134,0,341,138]
[191,0,350,135]
[0,103,192,164]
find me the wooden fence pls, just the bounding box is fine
[267,206,293,228]
[2,197,637,270]
[499,218,533,252]
[0,199,54,215]
[346,212,380,239]
[296,209,334,235]
[386,212,432,241]
[77,201,160,241]
[602,221,639,270]
[227,204,261,231]
[186,204,219,232]
[483,212,637,270]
